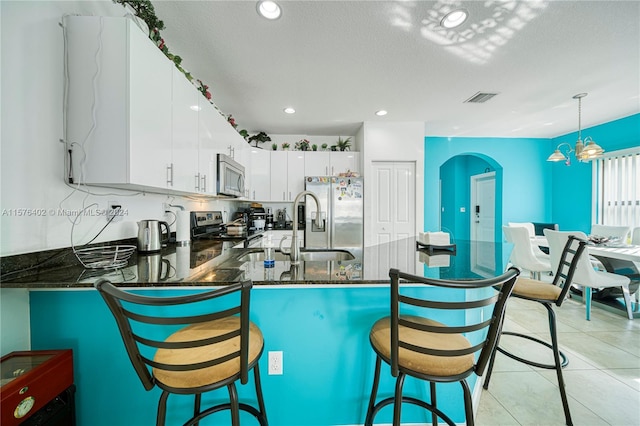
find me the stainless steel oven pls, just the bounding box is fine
[216,154,245,197]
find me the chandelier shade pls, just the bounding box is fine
[547,93,604,165]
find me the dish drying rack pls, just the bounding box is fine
[71,203,136,269]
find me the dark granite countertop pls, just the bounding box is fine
[0,238,511,289]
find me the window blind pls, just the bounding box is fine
[596,147,640,227]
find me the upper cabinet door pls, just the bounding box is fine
[287,151,305,200]
[305,152,330,176]
[127,19,173,189]
[170,68,200,193]
[330,152,360,176]
[249,148,271,201]
[270,151,288,201]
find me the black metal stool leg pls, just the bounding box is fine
[365,356,382,426]
[546,305,573,426]
[393,373,406,426]
[156,391,169,426]
[228,382,240,426]
[430,382,437,426]
[461,380,475,426]
[253,363,269,426]
[193,394,201,426]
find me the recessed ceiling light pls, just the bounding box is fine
[375,110,388,116]
[441,9,468,29]
[257,1,281,20]
[283,107,295,114]
[190,105,201,112]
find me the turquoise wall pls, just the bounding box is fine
[30,286,482,426]
[426,114,640,237]
[440,155,500,241]
[424,136,550,235]
[550,114,640,233]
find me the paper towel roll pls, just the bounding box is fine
[175,245,191,279]
[176,210,191,244]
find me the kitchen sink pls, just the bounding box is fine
[237,249,354,263]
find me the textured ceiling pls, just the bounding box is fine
[151,0,640,138]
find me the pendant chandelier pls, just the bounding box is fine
[547,93,604,165]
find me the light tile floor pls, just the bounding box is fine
[476,295,640,425]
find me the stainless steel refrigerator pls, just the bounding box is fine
[304,176,363,252]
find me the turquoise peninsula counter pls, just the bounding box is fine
[3,238,511,425]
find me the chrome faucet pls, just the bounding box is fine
[283,190,322,264]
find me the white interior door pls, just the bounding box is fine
[471,172,496,276]
[371,162,416,274]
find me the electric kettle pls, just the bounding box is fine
[137,220,170,253]
[137,253,171,282]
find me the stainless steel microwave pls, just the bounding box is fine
[217,153,245,197]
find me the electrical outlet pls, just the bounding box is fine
[106,200,123,222]
[268,351,283,375]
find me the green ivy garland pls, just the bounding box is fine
[113,0,251,140]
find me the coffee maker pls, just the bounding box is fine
[249,207,266,231]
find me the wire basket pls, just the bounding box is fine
[73,245,136,269]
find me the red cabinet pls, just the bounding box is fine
[1,350,74,425]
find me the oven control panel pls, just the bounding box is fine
[190,211,223,239]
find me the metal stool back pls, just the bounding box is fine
[365,267,519,426]
[483,235,587,425]
[94,279,268,426]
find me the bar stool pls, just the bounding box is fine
[364,268,519,426]
[483,235,587,426]
[94,279,268,426]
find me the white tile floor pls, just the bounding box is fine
[476,295,640,426]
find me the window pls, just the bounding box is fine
[594,147,640,227]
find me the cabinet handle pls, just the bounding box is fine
[201,175,206,192]
[167,164,174,186]
[253,190,256,200]
[283,191,286,201]
[331,166,334,176]
[195,173,200,191]
[326,166,328,175]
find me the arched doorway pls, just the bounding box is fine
[439,153,503,242]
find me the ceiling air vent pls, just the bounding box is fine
[464,92,498,103]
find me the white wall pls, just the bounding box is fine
[0,1,237,256]
[361,121,425,247]
[0,289,30,355]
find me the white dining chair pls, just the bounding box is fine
[544,229,634,320]
[504,226,552,280]
[508,222,549,260]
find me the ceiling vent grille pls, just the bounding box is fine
[464,92,498,103]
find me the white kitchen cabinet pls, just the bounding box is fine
[197,97,222,195]
[270,151,305,201]
[303,152,360,177]
[329,152,360,176]
[305,152,330,176]
[66,16,246,196]
[288,151,306,199]
[249,148,270,201]
[171,67,200,193]
[67,16,173,190]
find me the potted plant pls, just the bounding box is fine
[271,143,278,151]
[336,136,351,151]
[311,144,318,151]
[295,139,310,151]
[282,142,290,151]
[247,131,271,148]
[321,143,328,151]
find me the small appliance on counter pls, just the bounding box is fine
[137,220,170,253]
[249,206,266,231]
[266,208,274,229]
[190,211,224,239]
